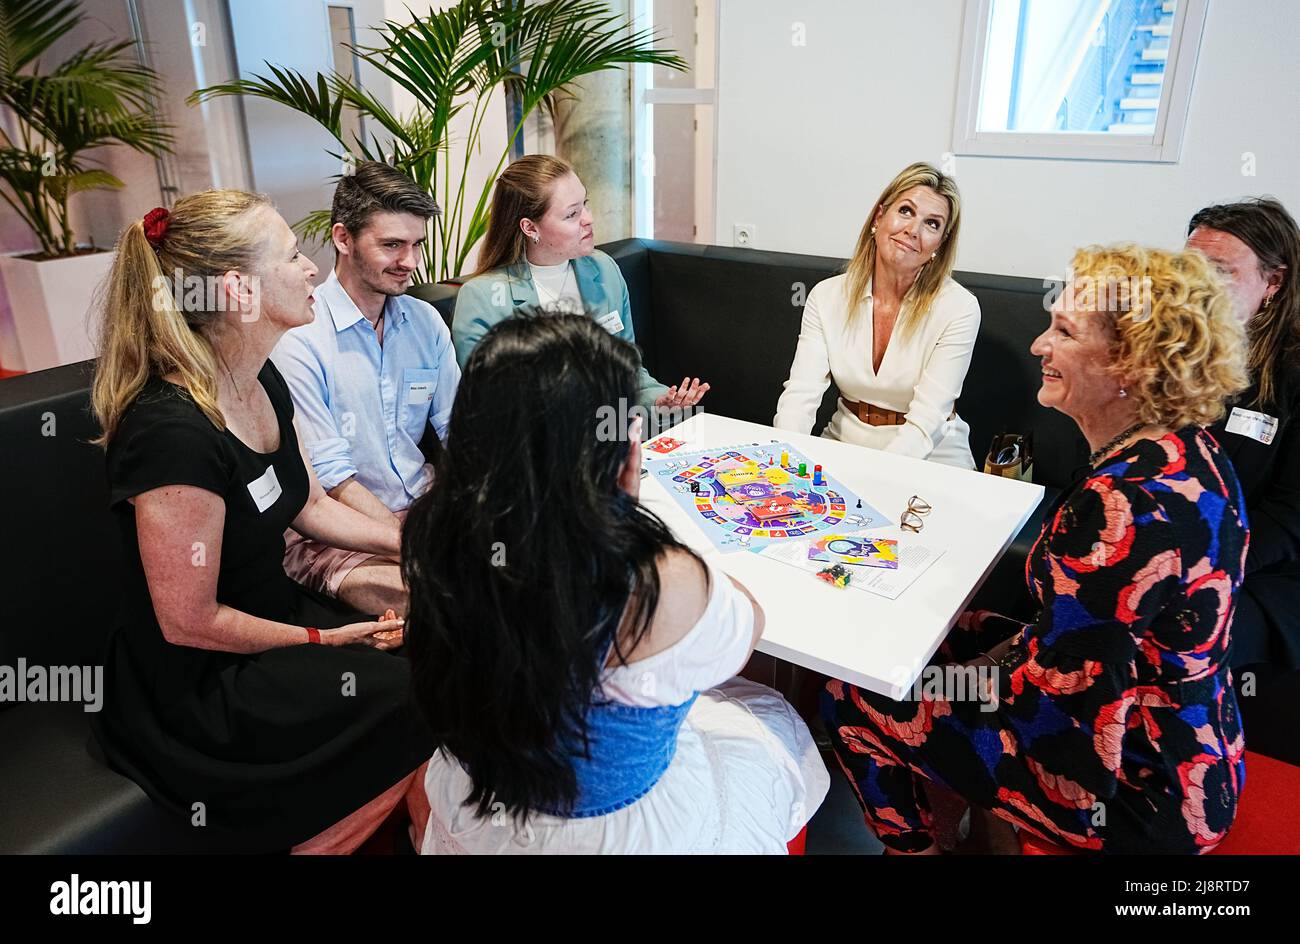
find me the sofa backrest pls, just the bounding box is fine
[0,362,123,671]
[601,238,1088,489]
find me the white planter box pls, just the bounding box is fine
[0,249,116,372]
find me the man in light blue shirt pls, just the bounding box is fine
[272,162,459,617]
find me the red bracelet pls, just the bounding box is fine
[305,627,321,644]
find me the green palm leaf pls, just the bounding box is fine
[191,0,687,279]
[0,0,84,78]
[293,208,335,246]
[189,63,347,144]
[44,167,123,205]
[0,0,174,256]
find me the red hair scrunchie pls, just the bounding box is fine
[142,206,170,248]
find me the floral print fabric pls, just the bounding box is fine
[823,427,1249,853]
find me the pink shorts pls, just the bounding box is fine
[283,508,408,597]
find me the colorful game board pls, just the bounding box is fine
[647,441,887,553]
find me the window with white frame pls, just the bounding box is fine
[953,0,1208,162]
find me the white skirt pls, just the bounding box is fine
[420,677,830,854]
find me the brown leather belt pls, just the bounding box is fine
[841,397,956,427]
[842,397,905,426]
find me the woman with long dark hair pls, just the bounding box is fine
[405,312,827,853]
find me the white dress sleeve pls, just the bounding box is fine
[773,282,833,434]
[885,287,981,460]
[601,560,756,708]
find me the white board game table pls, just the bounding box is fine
[639,412,1045,700]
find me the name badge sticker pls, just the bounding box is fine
[595,310,625,335]
[407,380,435,405]
[1224,406,1278,445]
[247,465,283,513]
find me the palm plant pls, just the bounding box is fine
[0,0,173,258]
[190,0,685,282]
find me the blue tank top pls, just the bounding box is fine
[541,694,699,818]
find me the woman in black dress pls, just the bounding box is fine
[90,191,432,852]
[1187,198,1300,766]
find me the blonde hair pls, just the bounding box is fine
[92,189,273,444]
[1071,243,1250,429]
[844,161,963,340]
[473,155,575,276]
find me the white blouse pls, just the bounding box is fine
[773,274,981,469]
[600,560,754,708]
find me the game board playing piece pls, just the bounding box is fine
[813,464,824,486]
[815,564,851,588]
[856,499,862,508]
[798,462,807,477]
[690,481,700,493]
[781,450,789,467]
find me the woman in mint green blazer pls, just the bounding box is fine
[452,155,709,416]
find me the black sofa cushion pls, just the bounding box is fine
[404,281,458,327]
[0,702,156,853]
[0,362,125,669]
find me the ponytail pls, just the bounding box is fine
[92,189,272,444]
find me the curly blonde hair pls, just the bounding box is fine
[1070,244,1249,429]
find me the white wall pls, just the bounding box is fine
[228,0,397,274]
[0,2,163,371]
[714,0,1300,280]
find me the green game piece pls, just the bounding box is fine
[798,462,807,476]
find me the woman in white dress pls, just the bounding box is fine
[403,312,828,854]
[774,162,981,469]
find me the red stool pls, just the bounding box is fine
[1019,751,1300,855]
[788,825,808,855]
